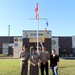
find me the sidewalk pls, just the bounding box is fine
[0,57,19,59]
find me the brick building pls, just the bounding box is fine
[0,30,75,58]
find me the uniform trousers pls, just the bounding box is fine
[20,61,28,75]
[40,62,48,75]
[30,64,38,75]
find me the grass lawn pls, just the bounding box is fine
[0,59,75,75]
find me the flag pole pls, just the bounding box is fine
[37,18,39,53]
[37,1,39,53]
[29,0,47,53]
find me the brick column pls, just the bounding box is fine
[45,38,51,55]
[23,38,30,52]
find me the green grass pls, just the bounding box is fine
[0,59,20,75]
[0,59,75,75]
[59,59,75,75]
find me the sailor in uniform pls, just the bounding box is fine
[30,47,39,75]
[20,45,30,75]
[39,46,49,75]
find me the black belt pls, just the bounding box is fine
[22,60,28,62]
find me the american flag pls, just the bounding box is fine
[34,3,39,19]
